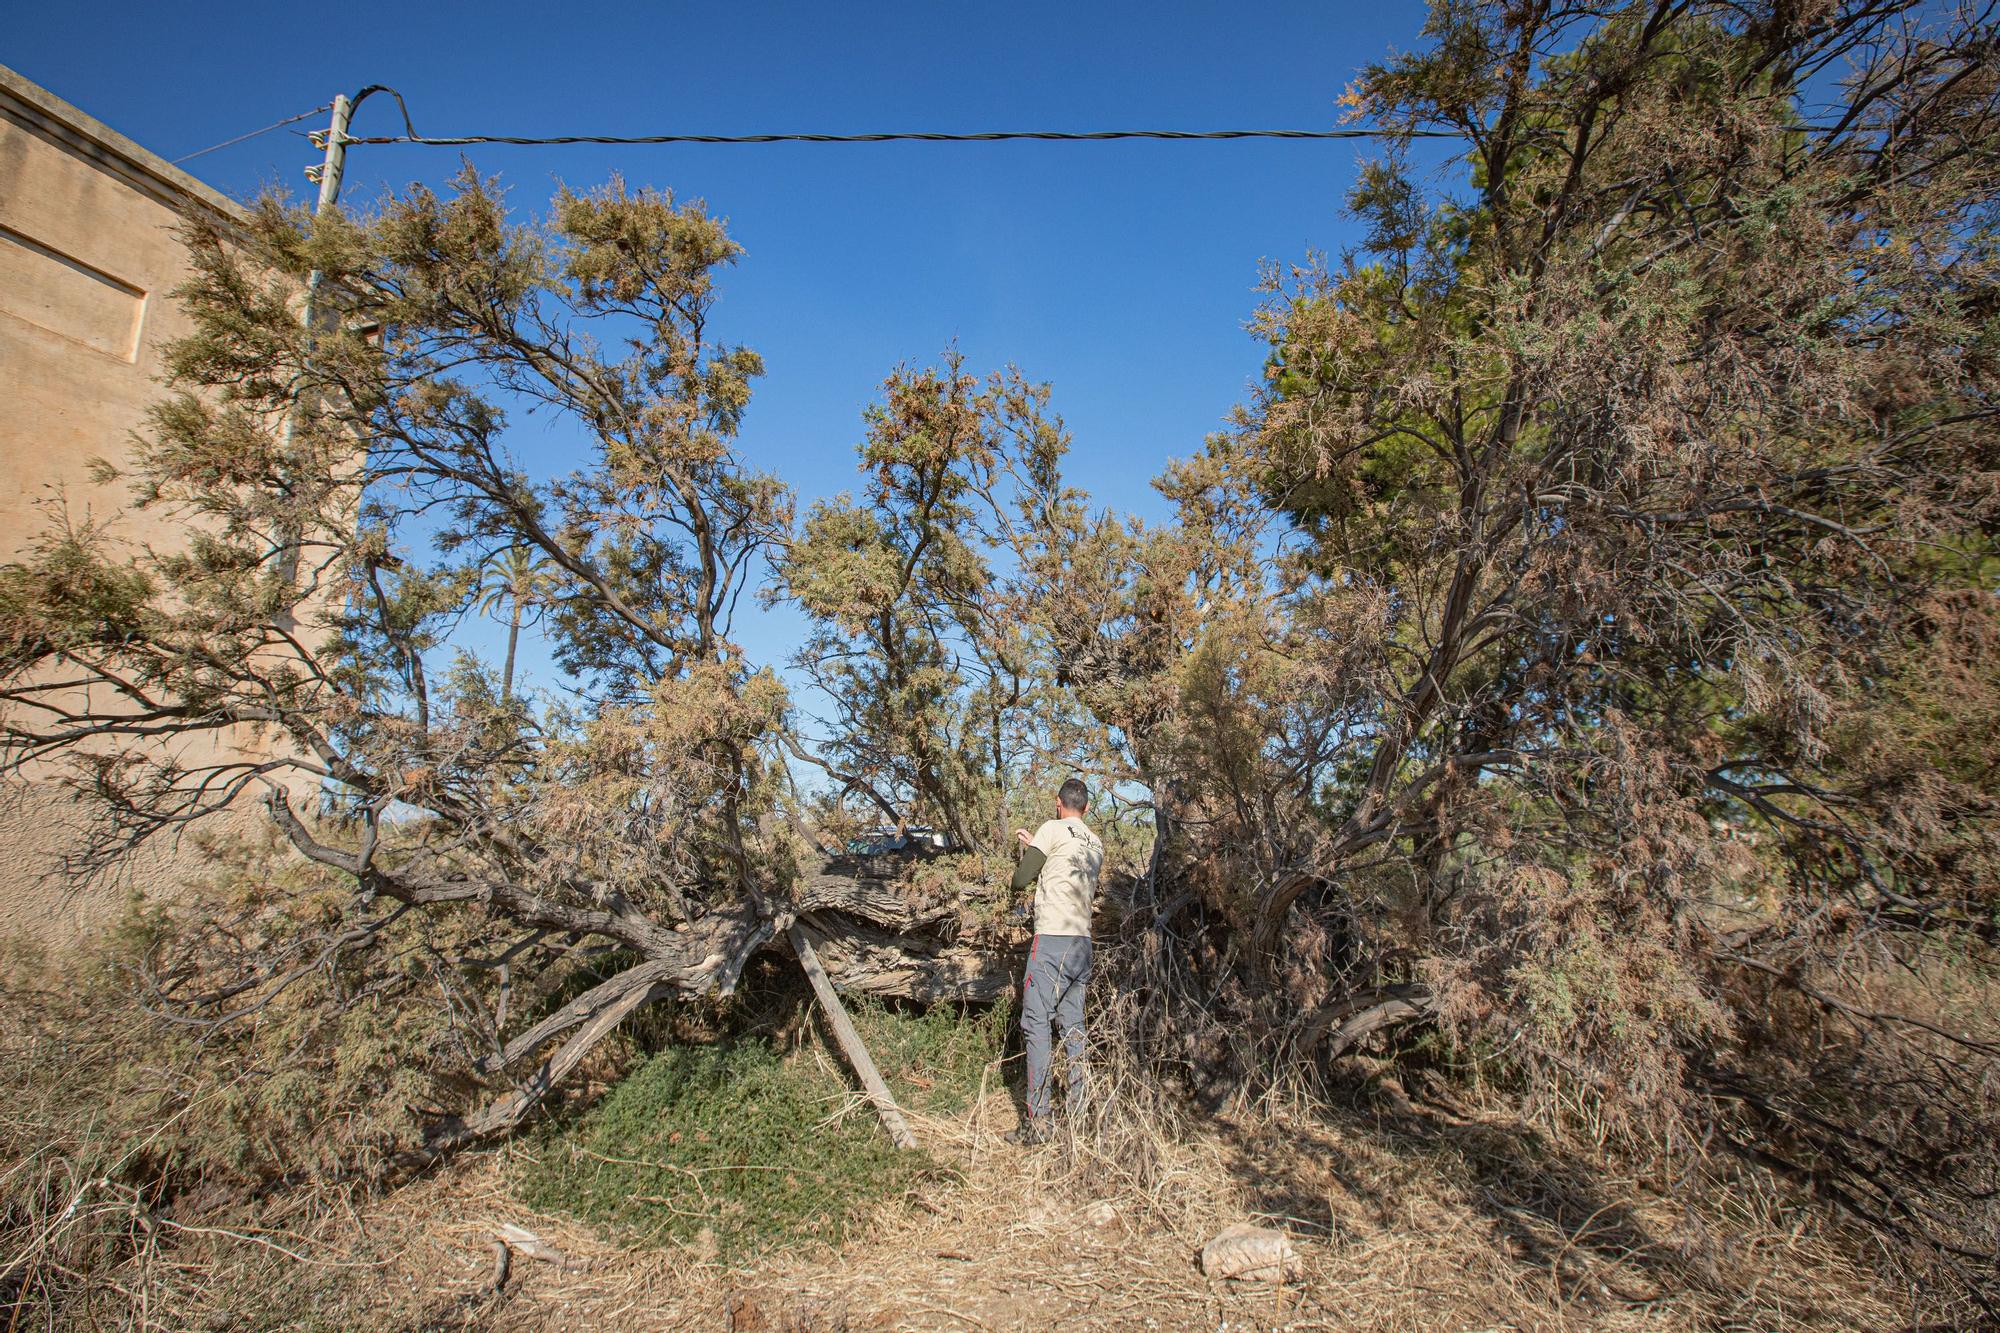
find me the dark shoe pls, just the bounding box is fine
[1002,1119,1052,1146]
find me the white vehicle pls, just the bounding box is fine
[843,825,953,856]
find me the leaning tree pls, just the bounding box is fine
[1251,0,2000,1095]
[0,171,1016,1150]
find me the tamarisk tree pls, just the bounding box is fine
[0,171,1007,1149]
[1265,0,1997,1060]
[1024,0,2000,1287]
[777,354,1108,851]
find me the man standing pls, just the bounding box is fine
[1004,777,1104,1146]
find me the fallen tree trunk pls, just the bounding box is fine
[793,868,960,933]
[800,912,1017,1004]
[412,856,1014,1157]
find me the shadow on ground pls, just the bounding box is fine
[1210,1076,1723,1320]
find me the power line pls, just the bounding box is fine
[174,104,333,165]
[343,126,1460,148]
[325,83,1456,153]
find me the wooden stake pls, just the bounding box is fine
[790,921,918,1150]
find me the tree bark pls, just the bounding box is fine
[501,601,521,704]
[794,869,958,933]
[1297,985,1438,1062]
[426,965,674,1152]
[801,912,1016,1003]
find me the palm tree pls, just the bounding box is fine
[474,546,556,704]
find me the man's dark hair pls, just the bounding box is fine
[1057,777,1089,814]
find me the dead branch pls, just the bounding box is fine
[790,922,918,1150]
[493,1222,585,1271]
[1307,987,1440,1063]
[1296,984,1432,1057]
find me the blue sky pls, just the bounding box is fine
[6,0,1441,696]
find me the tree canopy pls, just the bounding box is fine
[3,0,1997,1300]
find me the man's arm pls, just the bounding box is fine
[1010,846,1046,892]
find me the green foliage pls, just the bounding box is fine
[0,517,155,666]
[512,1035,931,1258]
[848,993,1013,1115]
[510,995,1009,1258]
[776,354,1098,852]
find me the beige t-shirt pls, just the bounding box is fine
[1029,816,1103,937]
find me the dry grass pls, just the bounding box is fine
[29,1057,1941,1333]
[6,898,1978,1330]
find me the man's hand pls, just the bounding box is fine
[1014,827,1032,849]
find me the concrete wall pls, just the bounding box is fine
[0,65,276,945]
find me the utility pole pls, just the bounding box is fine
[299,91,354,335]
[274,91,354,630]
[309,92,355,212]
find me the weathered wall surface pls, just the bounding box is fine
[0,65,277,945]
[0,64,252,555]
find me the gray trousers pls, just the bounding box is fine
[1022,933,1091,1120]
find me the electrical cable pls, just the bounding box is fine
[173,104,333,165]
[347,84,422,140]
[325,83,1461,151]
[343,126,1461,148]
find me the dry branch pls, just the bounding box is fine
[790,922,918,1151]
[1298,985,1438,1061]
